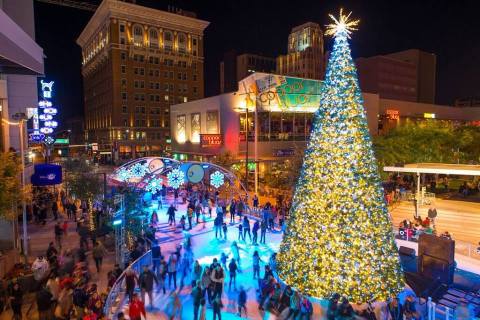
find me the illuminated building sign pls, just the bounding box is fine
[238,73,323,113]
[424,113,436,119]
[55,138,69,145]
[200,134,223,147]
[385,109,400,120]
[40,80,54,99]
[34,79,58,143]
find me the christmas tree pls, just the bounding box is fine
[277,9,404,302]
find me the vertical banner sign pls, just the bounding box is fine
[35,80,58,143]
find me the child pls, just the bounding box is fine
[180,215,186,230]
[238,224,244,241]
[220,252,228,270]
[222,223,228,241]
[237,286,247,317]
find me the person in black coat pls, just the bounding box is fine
[327,293,340,320]
[36,286,53,319]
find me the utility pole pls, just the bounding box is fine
[11,113,29,260]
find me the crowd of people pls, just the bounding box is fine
[0,187,119,320]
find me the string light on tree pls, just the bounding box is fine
[210,171,225,189]
[276,9,404,302]
[167,168,185,189]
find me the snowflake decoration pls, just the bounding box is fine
[167,168,185,189]
[129,163,148,178]
[210,171,225,189]
[146,178,162,194]
[117,168,131,182]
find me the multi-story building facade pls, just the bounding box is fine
[77,0,209,161]
[276,22,325,80]
[220,51,276,93]
[356,49,436,104]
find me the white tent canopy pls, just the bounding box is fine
[384,163,480,176]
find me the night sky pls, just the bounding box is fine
[34,0,480,124]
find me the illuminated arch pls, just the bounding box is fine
[110,158,246,198]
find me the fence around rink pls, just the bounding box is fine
[103,250,152,318]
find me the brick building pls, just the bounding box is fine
[77,0,209,160]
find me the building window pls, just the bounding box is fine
[177,73,182,80]
[122,105,127,113]
[178,32,187,53]
[183,73,187,80]
[169,71,174,79]
[120,24,125,33]
[193,86,197,94]
[121,52,126,60]
[121,65,126,73]
[120,37,126,45]
[183,97,188,103]
[123,119,128,127]
[191,113,200,143]
[122,92,127,100]
[193,74,197,81]
[164,30,173,51]
[121,79,127,87]
[192,38,197,46]
[176,114,186,143]
[149,28,158,48]
[133,25,143,46]
[164,95,169,101]
[206,110,219,134]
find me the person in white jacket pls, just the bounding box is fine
[32,256,49,281]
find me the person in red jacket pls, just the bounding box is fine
[129,293,147,320]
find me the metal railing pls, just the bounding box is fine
[427,297,455,320]
[103,250,152,318]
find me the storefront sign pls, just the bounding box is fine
[273,148,295,157]
[424,113,436,119]
[385,109,400,120]
[200,134,222,147]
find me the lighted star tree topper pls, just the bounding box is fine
[276,9,404,302]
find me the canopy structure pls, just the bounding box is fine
[384,163,480,217]
[384,163,480,176]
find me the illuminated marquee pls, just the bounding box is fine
[200,134,223,147]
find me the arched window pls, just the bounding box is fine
[133,25,143,46]
[164,30,173,51]
[149,28,158,48]
[177,32,187,53]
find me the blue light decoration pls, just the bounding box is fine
[117,167,131,182]
[145,177,163,194]
[167,168,185,189]
[129,162,148,178]
[210,170,225,189]
[34,80,58,144]
[112,219,123,226]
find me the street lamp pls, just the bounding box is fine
[4,112,29,260]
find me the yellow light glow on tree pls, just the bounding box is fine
[277,10,404,302]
